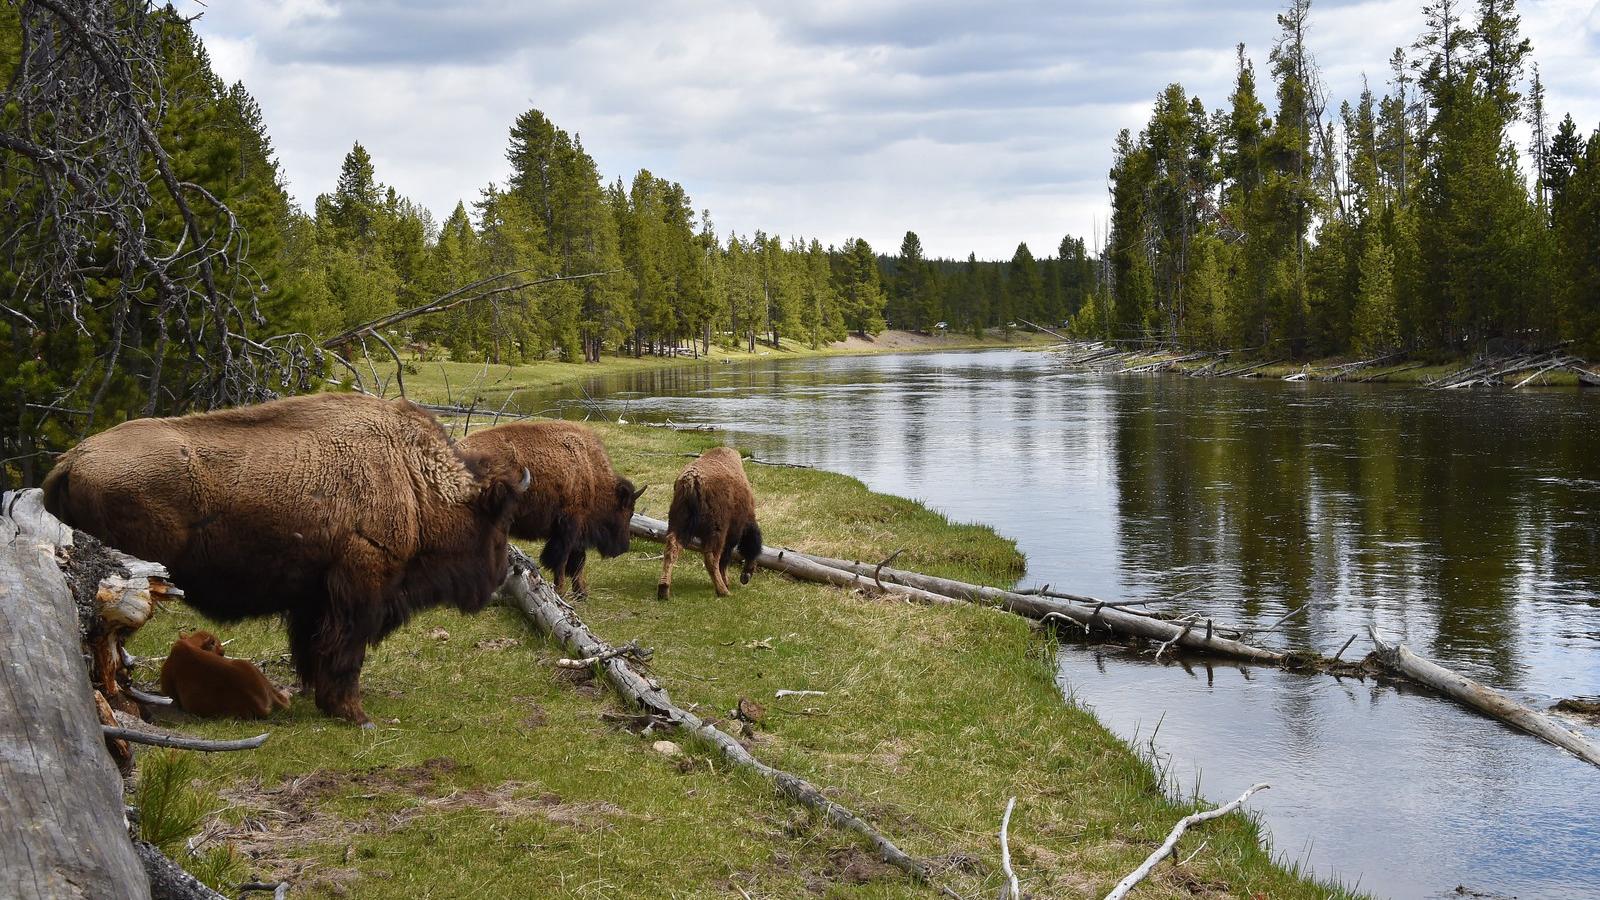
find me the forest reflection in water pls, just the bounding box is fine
[514,348,1600,898]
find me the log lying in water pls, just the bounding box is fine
[629,515,1286,665]
[0,515,150,898]
[1367,628,1600,769]
[494,549,937,889]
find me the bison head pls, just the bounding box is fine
[180,630,225,655]
[440,462,531,613]
[592,479,646,558]
[736,522,764,584]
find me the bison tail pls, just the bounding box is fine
[40,452,73,520]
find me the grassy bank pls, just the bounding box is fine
[126,423,1354,899]
[402,328,1057,405]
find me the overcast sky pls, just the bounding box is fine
[188,0,1600,260]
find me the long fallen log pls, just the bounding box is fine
[1,515,151,898]
[630,516,1286,664]
[1367,628,1600,769]
[494,550,940,890]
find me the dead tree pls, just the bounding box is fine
[0,0,320,490]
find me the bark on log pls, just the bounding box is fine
[0,515,151,899]
[629,517,1285,665]
[131,841,225,900]
[1368,628,1600,769]
[495,550,936,887]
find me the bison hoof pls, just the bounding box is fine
[656,584,671,601]
[740,573,752,585]
[359,719,377,730]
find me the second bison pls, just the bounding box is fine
[657,447,763,600]
[460,421,644,597]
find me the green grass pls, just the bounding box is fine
[127,424,1357,899]
[400,329,1057,407]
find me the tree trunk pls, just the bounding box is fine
[0,514,150,898]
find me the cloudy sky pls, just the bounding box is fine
[188,0,1600,260]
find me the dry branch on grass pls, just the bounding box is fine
[1102,783,1270,900]
[494,549,948,892]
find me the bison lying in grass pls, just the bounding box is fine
[160,630,290,719]
[657,447,763,600]
[460,421,644,597]
[43,393,530,726]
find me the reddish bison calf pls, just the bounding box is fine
[657,447,763,600]
[160,630,290,719]
[43,392,529,726]
[461,421,644,597]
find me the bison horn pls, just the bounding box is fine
[517,468,532,493]
[632,485,647,502]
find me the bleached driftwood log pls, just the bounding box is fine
[630,517,1286,665]
[1102,783,1269,900]
[495,550,938,889]
[1368,628,1600,769]
[0,514,150,898]
[4,488,181,715]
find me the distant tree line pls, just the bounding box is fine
[1076,0,1600,358]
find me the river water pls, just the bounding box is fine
[511,348,1600,899]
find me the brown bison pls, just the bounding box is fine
[657,447,763,600]
[43,392,529,726]
[160,630,290,719]
[460,421,643,597]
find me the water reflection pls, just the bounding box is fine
[514,350,1600,898]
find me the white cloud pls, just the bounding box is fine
[181,0,1600,260]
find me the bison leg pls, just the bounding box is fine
[541,534,569,595]
[285,610,321,695]
[565,549,589,599]
[657,532,682,600]
[703,529,731,597]
[312,643,370,727]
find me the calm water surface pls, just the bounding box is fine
[516,349,1600,899]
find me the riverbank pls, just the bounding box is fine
[402,328,1057,404]
[1057,345,1595,387]
[125,422,1355,898]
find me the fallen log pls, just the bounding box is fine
[630,516,1286,664]
[494,550,941,891]
[131,840,225,900]
[1367,628,1600,769]
[630,516,963,607]
[1,515,151,898]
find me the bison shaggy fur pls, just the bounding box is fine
[160,630,290,719]
[43,392,529,725]
[657,446,763,600]
[460,421,643,597]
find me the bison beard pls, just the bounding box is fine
[658,447,762,600]
[460,421,644,597]
[159,631,290,719]
[42,393,530,726]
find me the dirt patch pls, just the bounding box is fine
[815,846,901,888]
[211,757,625,885]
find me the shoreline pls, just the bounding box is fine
[125,421,1357,898]
[1052,344,1597,388]
[402,328,1058,402]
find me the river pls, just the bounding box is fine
[510,348,1600,899]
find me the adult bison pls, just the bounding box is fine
[657,447,763,600]
[460,421,643,597]
[42,393,529,726]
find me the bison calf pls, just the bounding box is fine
[159,631,290,719]
[658,447,763,600]
[461,421,643,597]
[43,392,530,726]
